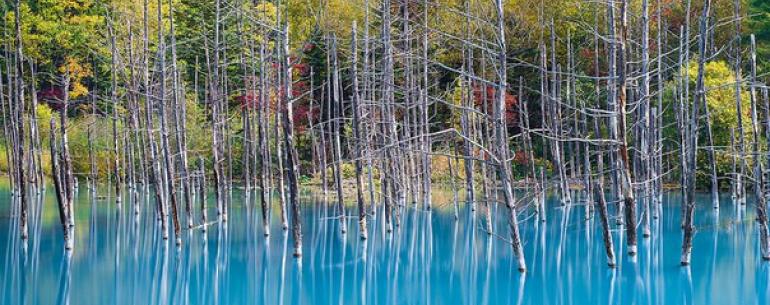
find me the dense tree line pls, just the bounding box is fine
[2,0,770,268]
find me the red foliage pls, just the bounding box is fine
[294,63,310,77]
[293,104,316,133]
[513,150,528,165]
[292,80,308,97]
[302,42,315,53]
[471,83,519,126]
[235,90,263,110]
[38,87,66,111]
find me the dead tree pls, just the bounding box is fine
[108,13,122,206]
[281,22,303,257]
[594,182,616,267]
[495,0,526,272]
[330,36,347,234]
[13,0,28,240]
[50,118,72,250]
[351,23,368,240]
[611,0,638,256]
[681,0,711,266]
[157,0,182,245]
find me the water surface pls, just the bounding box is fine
[1,183,768,305]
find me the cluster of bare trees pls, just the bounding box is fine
[3,0,770,270]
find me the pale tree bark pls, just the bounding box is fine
[281,23,303,257]
[13,0,28,240]
[495,0,526,272]
[351,23,368,240]
[681,0,711,266]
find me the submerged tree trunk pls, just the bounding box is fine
[594,182,615,267]
[50,118,72,250]
[682,0,711,266]
[759,87,770,259]
[751,35,770,260]
[108,15,122,206]
[13,0,29,240]
[330,36,347,235]
[351,23,368,240]
[613,0,638,256]
[495,0,526,272]
[157,0,182,245]
[281,23,303,257]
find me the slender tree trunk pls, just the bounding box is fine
[108,15,122,206]
[281,23,303,257]
[330,37,347,234]
[640,0,652,237]
[257,37,271,236]
[614,0,638,256]
[594,182,616,267]
[168,0,192,228]
[759,74,770,260]
[199,156,208,231]
[144,0,168,239]
[13,0,28,240]
[682,0,712,266]
[157,0,182,245]
[495,0,526,272]
[50,118,72,250]
[351,23,368,240]
[733,0,747,206]
[60,72,76,230]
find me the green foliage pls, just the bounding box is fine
[663,60,752,188]
[4,0,104,87]
[684,60,752,146]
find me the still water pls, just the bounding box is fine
[1,182,768,305]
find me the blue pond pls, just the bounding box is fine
[1,183,769,305]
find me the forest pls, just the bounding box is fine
[2,0,770,281]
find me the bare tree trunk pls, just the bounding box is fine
[108,15,122,206]
[330,36,347,234]
[13,0,29,240]
[144,0,168,239]
[461,0,475,210]
[281,22,303,257]
[157,0,182,245]
[750,35,770,260]
[594,182,616,267]
[210,0,226,223]
[682,0,711,266]
[640,0,652,237]
[199,156,208,231]
[549,23,571,206]
[733,0,747,206]
[50,118,72,250]
[168,0,192,228]
[351,23,368,240]
[495,0,526,272]
[759,74,770,260]
[257,36,271,236]
[421,0,432,210]
[60,72,76,230]
[613,0,638,256]
[27,62,42,191]
[88,60,97,195]
[449,144,460,221]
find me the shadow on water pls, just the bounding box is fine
[0,182,768,305]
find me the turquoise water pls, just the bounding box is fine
[1,184,768,305]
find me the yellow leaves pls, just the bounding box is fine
[681,60,752,147]
[67,14,103,27]
[58,57,91,79]
[58,57,91,99]
[70,82,89,99]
